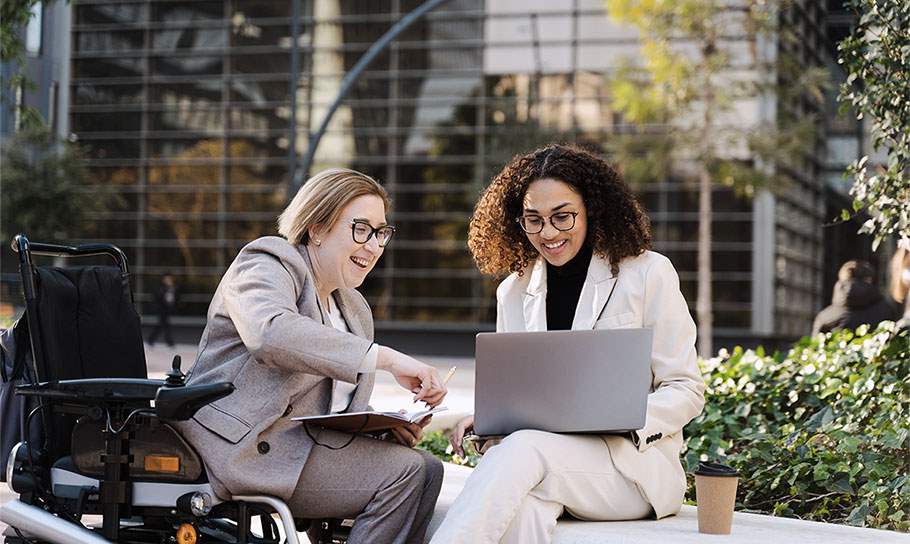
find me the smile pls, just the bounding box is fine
[542,240,567,250]
[350,256,370,269]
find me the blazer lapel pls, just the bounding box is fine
[333,290,365,338]
[571,254,618,330]
[522,258,548,331]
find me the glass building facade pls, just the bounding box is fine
[66,0,834,344]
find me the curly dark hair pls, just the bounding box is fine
[468,144,652,277]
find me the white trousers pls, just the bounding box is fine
[429,430,652,544]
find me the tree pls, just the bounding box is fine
[1,0,45,129]
[605,0,826,356]
[0,126,96,243]
[838,0,910,250]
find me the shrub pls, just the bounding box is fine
[417,430,479,468]
[684,323,909,531]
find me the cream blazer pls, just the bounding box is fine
[495,250,705,518]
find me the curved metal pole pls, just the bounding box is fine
[288,0,453,198]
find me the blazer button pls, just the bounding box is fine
[283,405,293,417]
[257,441,270,454]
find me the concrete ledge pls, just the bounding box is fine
[427,463,910,544]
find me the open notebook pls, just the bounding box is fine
[291,406,447,434]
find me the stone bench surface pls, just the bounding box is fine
[3,461,906,543]
[427,463,910,544]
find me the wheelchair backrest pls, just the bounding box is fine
[12,236,148,460]
[34,266,146,382]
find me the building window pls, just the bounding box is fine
[49,81,58,132]
[14,83,23,131]
[25,2,43,56]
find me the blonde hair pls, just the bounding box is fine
[890,248,910,303]
[278,168,390,245]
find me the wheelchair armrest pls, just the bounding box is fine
[16,378,164,404]
[155,382,235,421]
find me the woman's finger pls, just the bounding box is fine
[402,425,419,446]
[407,422,423,443]
[417,415,433,428]
[390,426,414,447]
[449,419,470,456]
[449,430,464,457]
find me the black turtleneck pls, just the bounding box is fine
[546,244,593,330]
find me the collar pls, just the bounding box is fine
[522,253,617,331]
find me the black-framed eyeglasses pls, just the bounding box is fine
[351,219,396,247]
[516,212,579,234]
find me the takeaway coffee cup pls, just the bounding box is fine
[694,461,739,534]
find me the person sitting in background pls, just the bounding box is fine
[811,259,898,336]
[889,247,910,330]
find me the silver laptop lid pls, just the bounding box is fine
[474,329,653,437]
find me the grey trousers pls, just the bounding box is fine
[288,430,444,544]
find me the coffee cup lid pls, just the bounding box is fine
[694,461,739,477]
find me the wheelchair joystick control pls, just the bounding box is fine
[165,355,186,387]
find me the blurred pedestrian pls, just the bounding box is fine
[147,273,178,347]
[889,247,910,330]
[811,260,898,336]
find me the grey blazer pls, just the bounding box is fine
[175,236,377,501]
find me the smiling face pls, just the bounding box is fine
[521,178,588,267]
[309,194,388,292]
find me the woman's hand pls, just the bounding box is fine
[448,414,475,457]
[377,347,447,407]
[388,413,432,447]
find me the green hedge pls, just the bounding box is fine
[684,324,909,531]
[418,324,909,531]
[417,428,479,468]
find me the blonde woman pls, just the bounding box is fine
[176,168,447,544]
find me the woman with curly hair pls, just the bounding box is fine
[430,144,705,543]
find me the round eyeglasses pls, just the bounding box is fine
[351,219,396,247]
[516,211,579,234]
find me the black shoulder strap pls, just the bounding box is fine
[11,316,31,381]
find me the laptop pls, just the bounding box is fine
[473,329,653,437]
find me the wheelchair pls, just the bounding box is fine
[1,235,350,544]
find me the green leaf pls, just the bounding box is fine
[812,464,830,481]
[806,406,834,431]
[846,502,870,527]
[828,476,854,495]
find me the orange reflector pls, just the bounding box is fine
[176,523,197,544]
[144,455,180,473]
